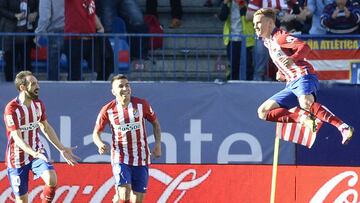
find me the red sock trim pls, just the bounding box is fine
[310,102,343,128]
[42,185,56,203]
[265,108,299,123]
[119,200,131,203]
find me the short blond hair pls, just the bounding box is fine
[254,8,276,22]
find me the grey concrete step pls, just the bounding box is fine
[130,57,229,72]
[150,7,223,34]
[138,0,222,8]
[128,70,226,81]
[152,36,225,49]
[148,49,227,57]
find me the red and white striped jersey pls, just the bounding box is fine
[248,0,288,11]
[264,28,316,82]
[4,98,47,168]
[276,107,323,148]
[94,97,157,166]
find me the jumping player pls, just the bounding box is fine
[3,71,79,203]
[253,8,354,145]
[92,74,162,203]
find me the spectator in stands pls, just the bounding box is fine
[146,0,183,28]
[35,0,64,81]
[218,0,255,80]
[0,0,38,81]
[96,0,149,61]
[92,0,114,80]
[279,0,312,34]
[321,0,360,34]
[64,0,105,81]
[307,0,333,34]
[246,0,289,81]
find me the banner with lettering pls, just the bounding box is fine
[302,37,360,82]
[0,82,359,165]
[0,163,359,203]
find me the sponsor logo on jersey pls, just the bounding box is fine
[118,122,141,133]
[133,109,139,118]
[19,122,40,132]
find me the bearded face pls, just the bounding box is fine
[24,76,40,100]
[25,86,39,99]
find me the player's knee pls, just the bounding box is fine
[299,100,313,111]
[15,194,28,203]
[257,106,267,120]
[117,185,132,201]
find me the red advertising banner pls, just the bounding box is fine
[0,163,359,202]
[304,38,360,82]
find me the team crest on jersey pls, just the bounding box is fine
[6,115,14,126]
[286,36,296,43]
[35,108,40,118]
[133,109,139,118]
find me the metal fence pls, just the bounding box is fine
[0,32,359,82]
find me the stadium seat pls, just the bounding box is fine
[109,37,130,73]
[31,47,48,72]
[112,16,127,41]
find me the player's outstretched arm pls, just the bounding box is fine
[151,119,162,158]
[92,130,109,154]
[39,120,80,166]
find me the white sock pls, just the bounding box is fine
[338,123,349,132]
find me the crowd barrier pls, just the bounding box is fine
[0,33,359,82]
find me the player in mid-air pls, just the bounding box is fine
[4,71,79,203]
[92,74,162,203]
[253,8,354,144]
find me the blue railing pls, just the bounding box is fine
[0,32,359,82]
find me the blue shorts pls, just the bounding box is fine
[270,74,320,108]
[7,158,54,196]
[112,163,149,193]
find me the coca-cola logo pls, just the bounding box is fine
[150,168,212,202]
[311,171,359,203]
[0,167,211,202]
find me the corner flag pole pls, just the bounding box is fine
[270,135,280,203]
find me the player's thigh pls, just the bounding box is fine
[31,158,56,186]
[291,74,319,109]
[131,166,149,193]
[298,94,315,110]
[40,170,57,186]
[7,165,31,198]
[112,163,133,197]
[258,100,281,119]
[130,166,148,203]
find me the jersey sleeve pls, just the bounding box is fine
[143,100,157,123]
[4,105,19,132]
[276,32,311,62]
[94,106,109,132]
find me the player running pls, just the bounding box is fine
[253,8,354,145]
[3,71,79,203]
[92,74,162,203]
